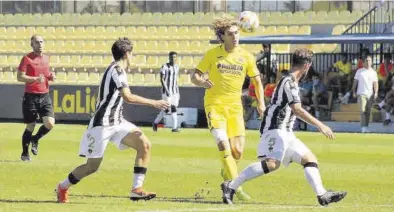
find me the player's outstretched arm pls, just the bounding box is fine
[120,87,169,110]
[290,103,335,140]
[251,75,266,116]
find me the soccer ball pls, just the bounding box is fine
[238,11,259,33]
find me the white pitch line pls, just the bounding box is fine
[135,204,394,212]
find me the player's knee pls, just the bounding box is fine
[26,123,36,131]
[211,129,228,145]
[264,158,280,172]
[44,119,55,129]
[142,140,151,155]
[231,147,243,160]
[301,152,318,165]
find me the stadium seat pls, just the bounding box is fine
[127,72,134,84]
[7,56,19,69]
[3,70,15,82]
[156,41,169,54]
[133,55,146,68]
[179,73,191,86]
[67,70,78,84]
[144,73,156,85]
[79,56,93,69]
[180,56,194,70]
[0,55,7,67]
[146,56,159,70]
[59,55,71,68]
[78,71,90,84]
[89,72,100,83]
[133,73,145,85]
[91,55,103,68]
[50,55,60,68]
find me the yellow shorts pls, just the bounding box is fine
[205,104,245,138]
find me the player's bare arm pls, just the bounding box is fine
[352,79,358,98]
[373,81,378,99]
[191,69,213,89]
[17,71,43,83]
[120,87,169,110]
[250,75,266,116]
[290,103,335,140]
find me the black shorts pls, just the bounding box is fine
[22,93,54,123]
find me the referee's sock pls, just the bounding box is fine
[34,125,51,141]
[22,129,32,153]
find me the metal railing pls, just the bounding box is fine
[342,2,390,54]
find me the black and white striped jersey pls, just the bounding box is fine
[259,73,301,134]
[88,62,128,128]
[160,63,179,96]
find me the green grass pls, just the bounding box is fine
[0,123,394,212]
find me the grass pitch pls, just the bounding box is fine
[0,123,393,212]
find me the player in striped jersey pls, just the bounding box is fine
[221,48,347,206]
[55,37,169,203]
[153,51,180,132]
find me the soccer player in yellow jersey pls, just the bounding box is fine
[191,16,265,201]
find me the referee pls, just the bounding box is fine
[17,35,56,161]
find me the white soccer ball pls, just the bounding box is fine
[238,11,259,33]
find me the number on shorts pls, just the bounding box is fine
[87,133,95,148]
[267,137,276,153]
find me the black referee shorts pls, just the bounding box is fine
[22,93,54,123]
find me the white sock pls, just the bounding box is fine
[154,111,165,124]
[132,174,145,189]
[344,92,350,98]
[379,100,385,108]
[229,161,266,191]
[171,112,178,129]
[386,112,390,120]
[304,166,326,196]
[60,178,72,189]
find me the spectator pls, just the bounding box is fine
[331,53,352,102]
[244,74,267,122]
[375,54,394,111]
[263,74,277,106]
[311,74,328,119]
[352,55,378,133]
[378,53,394,90]
[256,44,278,84]
[380,85,394,125]
[299,70,314,112]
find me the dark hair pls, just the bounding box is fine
[111,37,133,61]
[292,48,313,67]
[169,51,177,57]
[341,53,347,58]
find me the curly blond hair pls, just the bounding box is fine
[212,15,240,42]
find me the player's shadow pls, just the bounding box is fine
[0,160,22,163]
[0,199,58,204]
[70,194,267,205]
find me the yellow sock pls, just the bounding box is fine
[220,149,238,181]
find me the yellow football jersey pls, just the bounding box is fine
[196,45,259,105]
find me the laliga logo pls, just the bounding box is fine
[53,87,96,114]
